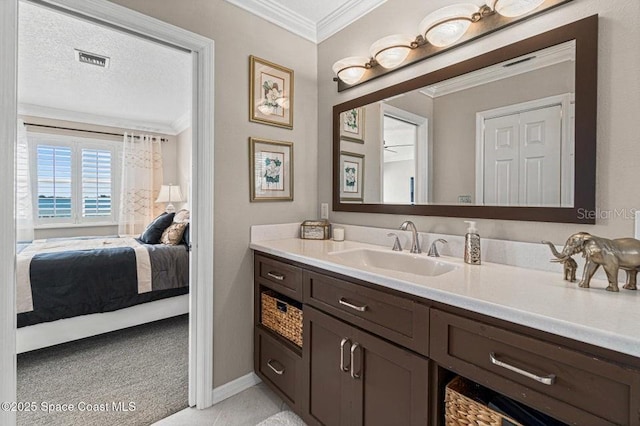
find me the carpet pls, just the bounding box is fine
[17,314,189,426]
[257,411,307,426]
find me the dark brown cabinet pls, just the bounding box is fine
[254,252,640,426]
[303,306,429,426]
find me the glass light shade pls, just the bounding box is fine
[332,56,369,85]
[370,34,415,69]
[487,0,545,17]
[418,3,479,47]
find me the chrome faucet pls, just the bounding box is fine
[387,233,402,252]
[399,221,421,254]
[428,239,448,257]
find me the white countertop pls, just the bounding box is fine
[250,238,640,359]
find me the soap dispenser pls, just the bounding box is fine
[464,221,481,265]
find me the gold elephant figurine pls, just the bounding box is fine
[549,232,640,292]
[542,241,577,282]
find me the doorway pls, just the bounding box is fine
[1,1,215,424]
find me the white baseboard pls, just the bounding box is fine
[211,372,262,405]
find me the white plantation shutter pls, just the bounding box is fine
[36,145,72,219]
[82,149,112,217]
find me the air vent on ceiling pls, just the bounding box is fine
[74,49,110,68]
[503,56,535,68]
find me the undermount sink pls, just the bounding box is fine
[328,248,458,277]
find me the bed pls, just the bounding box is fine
[16,236,189,353]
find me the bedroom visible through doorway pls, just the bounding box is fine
[16,2,194,424]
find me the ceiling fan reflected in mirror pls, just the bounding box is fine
[383,140,414,153]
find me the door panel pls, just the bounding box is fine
[304,306,356,426]
[352,327,430,426]
[483,115,519,205]
[519,106,562,206]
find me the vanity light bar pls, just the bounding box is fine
[332,0,573,91]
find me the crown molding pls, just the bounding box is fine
[224,0,316,42]
[171,111,192,134]
[420,40,575,98]
[317,0,387,43]
[224,0,387,43]
[18,103,180,135]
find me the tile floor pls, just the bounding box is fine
[154,383,292,426]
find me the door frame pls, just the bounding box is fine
[379,104,429,204]
[474,93,573,205]
[0,1,215,423]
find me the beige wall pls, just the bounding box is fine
[176,127,191,211]
[107,0,319,387]
[432,61,574,204]
[319,0,640,243]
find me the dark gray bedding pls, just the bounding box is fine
[17,239,189,328]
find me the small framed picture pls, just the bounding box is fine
[340,107,365,142]
[249,137,293,202]
[340,151,364,202]
[250,56,294,129]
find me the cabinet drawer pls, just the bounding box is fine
[256,328,302,408]
[430,309,640,425]
[255,254,303,300]
[304,271,429,356]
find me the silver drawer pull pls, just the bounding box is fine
[266,359,285,375]
[489,352,556,386]
[339,298,368,312]
[350,343,361,379]
[267,272,285,281]
[340,338,351,372]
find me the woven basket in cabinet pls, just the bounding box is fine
[261,290,303,347]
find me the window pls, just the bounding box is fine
[30,134,119,226]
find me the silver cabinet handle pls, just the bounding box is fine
[339,298,368,312]
[489,352,555,385]
[350,343,361,379]
[340,338,351,372]
[267,272,285,281]
[266,359,284,375]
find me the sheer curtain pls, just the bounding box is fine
[118,133,164,236]
[16,120,34,242]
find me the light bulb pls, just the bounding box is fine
[488,0,546,17]
[370,34,415,69]
[332,57,370,85]
[418,4,479,47]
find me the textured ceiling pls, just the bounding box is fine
[18,2,191,132]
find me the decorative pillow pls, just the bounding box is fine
[139,212,175,244]
[161,222,188,245]
[174,209,190,224]
[182,223,190,246]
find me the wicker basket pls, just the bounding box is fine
[445,376,523,426]
[261,290,303,347]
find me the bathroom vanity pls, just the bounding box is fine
[251,237,640,426]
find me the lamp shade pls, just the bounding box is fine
[332,56,370,85]
[155,184,184,203]
[370,34,415,69]
[418,3,479,47]
[488,0,545,17]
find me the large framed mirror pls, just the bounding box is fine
[333,16,597,224]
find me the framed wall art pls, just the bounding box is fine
[249,56,294,129]
[340,151,364,202]
[340,107,365,142]
[249,137,293,202]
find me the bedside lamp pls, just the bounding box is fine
[155,184,184,213]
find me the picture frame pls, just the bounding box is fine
[340,151,364,202]
[340,107,365,142]
[249,137,293,202]
[249,55,294,129]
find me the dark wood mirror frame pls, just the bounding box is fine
[333,15,598,224]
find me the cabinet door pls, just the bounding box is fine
[303,306,358,426]
[350,327,429,426]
